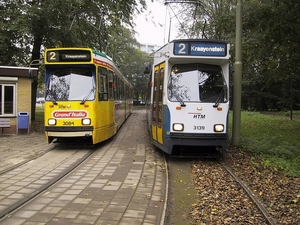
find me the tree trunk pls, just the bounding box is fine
[31,35,43,121]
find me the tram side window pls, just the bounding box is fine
[158,68,164,104]
[152,69,159,122]
[114,76,118,100]
[125,85,129,100]
[120,80,125,100]
[98,67,108,101]
[116,77,123,100]
[158,67,164,125]
[126,85,131,100]
[108,70,114,100]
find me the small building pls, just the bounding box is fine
[139,42,161,54]
[0,66,38,135]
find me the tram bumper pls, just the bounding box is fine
[45,126,93,142]
[165,133,228,154]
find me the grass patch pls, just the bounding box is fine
[229,111,300,177]
[262,110,300,120]
[35,106,44,122]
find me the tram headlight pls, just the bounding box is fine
[214,124,224,132]
[82,118,91,125]
[173,123,184,131]
[48,118,56,125]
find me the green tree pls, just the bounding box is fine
[0,0,147,119]
[174,0,300,112]
[106,26,150,100]
[172,0,236,41]
[242,0,300,111]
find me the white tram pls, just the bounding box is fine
[145,39,231,155]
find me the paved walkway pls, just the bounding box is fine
[0,133,56,173]
[0,109,167,225]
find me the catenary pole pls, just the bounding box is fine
[232,0,243,145]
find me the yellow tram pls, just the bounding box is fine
[44,48,133,144]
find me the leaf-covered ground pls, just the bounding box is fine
[191,146,300,225]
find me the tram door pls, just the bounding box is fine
[151,63,164,144]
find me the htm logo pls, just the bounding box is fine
[193,114,206,119]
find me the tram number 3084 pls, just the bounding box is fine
[63,121,74,126]
[193,126,205,130]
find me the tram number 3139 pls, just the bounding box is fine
[193,126,205,130]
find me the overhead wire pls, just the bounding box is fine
[164,0,201,41]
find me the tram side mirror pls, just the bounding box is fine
[144,62,151,74]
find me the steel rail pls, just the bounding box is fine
[219,160,278,225]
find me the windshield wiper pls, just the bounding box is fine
[168,84,186,107]
[172,92,186,107]
[213,86,226,108]
[46,88,57,105]
[168,78,186,107]
[80,87,96,105]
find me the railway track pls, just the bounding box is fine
[166,152,283,225]
[0,110,168,225]
[0,144,96,220]
[2,109,296,224]
[219,160,277,225]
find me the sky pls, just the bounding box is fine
[134,0,179,47]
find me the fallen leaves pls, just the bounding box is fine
[189,147,300,225]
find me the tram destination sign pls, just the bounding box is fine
[46,50,92,62]
[174,41,227,57]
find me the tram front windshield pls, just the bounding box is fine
[168,64,227,103]
[45,67,95,101]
